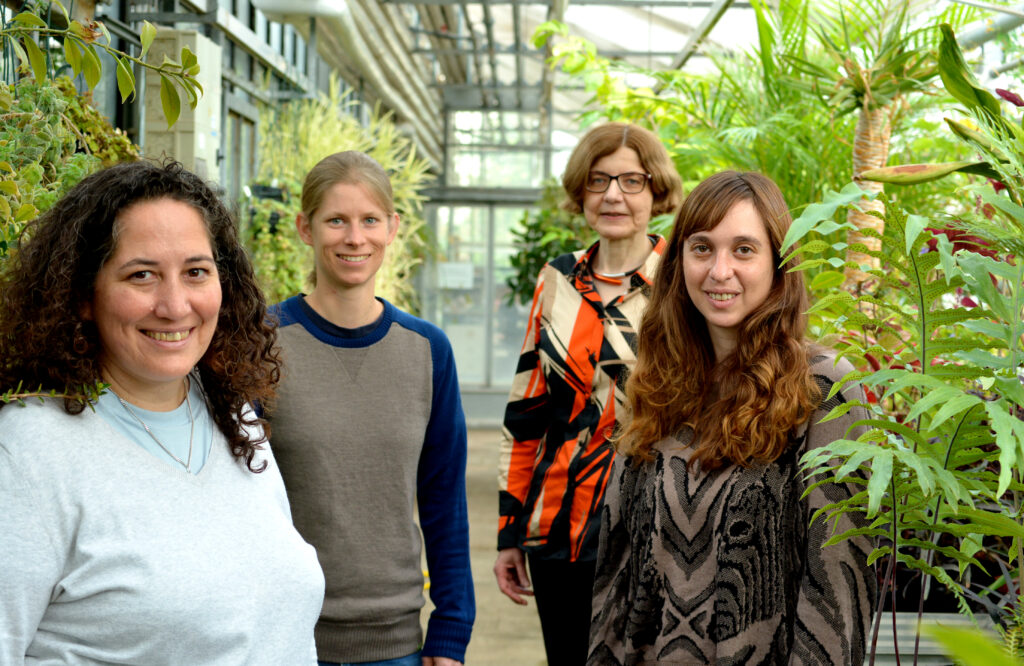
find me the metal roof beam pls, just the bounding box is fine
[668,0,734,71]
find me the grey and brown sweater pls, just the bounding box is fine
[588,351,877,665]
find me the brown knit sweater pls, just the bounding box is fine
[588,351,877,665]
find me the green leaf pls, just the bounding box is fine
[809,270,845,291]
[926,625,1021,666]
[115,57,135,103]
[13,11,48,28]
[860,161,999,185]
[160,76,181,127]
[946,118,1007,161]
[21,36,47,85]
[930,392,984,429]
[63,38,83,77]
[978,187,1024,224]
[0,181,19,197]
[904,214,929,255]
[180,46,199,76]
[781,182,870,253]
[14,204,37,222]
[82,45,102,90]
[987,401,1024,496]
[937,24,1002,119]
[140,21,158,60]
[866,450,893,517]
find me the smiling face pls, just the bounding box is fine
[582,146,654,242]
[683,199,775,360]
[85,198,222,407]
[297,181,399,297]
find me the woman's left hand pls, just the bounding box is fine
[422,657,462,666]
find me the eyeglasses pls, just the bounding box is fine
[585,171,651,194]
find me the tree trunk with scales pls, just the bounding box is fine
[846,104,892,287]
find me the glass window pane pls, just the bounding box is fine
[491,207,530,387]
[428,206,489,385]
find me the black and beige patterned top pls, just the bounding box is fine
[589,351,876,665]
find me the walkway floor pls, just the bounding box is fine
[422,428,547,665]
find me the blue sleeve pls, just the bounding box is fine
[417,329,475,662]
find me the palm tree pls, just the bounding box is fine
[788,0,977,287]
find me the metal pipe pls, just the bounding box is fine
[480,0,501,101]
[512,0,524,108]
[349,0,442,135]
[459,1,490,107]
[668,0,734,70]
[956,2,1024,49]
[319,12,443,166]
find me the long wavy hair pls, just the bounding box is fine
[619,171,819,469]
[0,160,280,472]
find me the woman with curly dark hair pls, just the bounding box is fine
[588,171,876,664]
[0,160,324,664]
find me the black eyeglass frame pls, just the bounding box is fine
[584,171,653,194]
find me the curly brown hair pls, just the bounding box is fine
[619,171,820,470]
[0,160,280,472]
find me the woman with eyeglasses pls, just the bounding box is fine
[494,122,682,665]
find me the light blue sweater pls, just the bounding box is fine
[0,399,325,665]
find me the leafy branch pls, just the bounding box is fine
[3,2,202,126]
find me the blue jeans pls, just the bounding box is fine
[318,652,421,666]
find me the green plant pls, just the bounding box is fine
[785,186,1024,658]
[928,623,1024,665]
[3,0,201,126]
[504,179,592,306]
[248,77,433,313]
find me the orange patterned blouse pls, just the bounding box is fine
[498,235,666,561]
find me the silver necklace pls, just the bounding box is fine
[114,380,195,473]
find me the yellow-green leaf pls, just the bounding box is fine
[160,76,181,127]
[115,57,135,102]
[52,0,69,21]
[0,180,19,197]
[0,162,15,174]
[63,38,83,77]
[0,197,11,220]
[21,36,47,84]
[180,46,198,72]
[14,203,37,222]
[140,21,157,59]
[82,45,102,89]
[13,11,48,28]
[97,21,111,45]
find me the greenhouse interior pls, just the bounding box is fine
[3,0,1024,660]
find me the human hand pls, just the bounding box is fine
[421,657,462,666]
[493,547,533,605]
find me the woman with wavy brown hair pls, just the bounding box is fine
[0,160,324,664]
[588,171,876,664]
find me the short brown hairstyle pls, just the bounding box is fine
[561,122,682,217]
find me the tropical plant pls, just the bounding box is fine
[247,77,434,312]
[786,181,1024,659]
